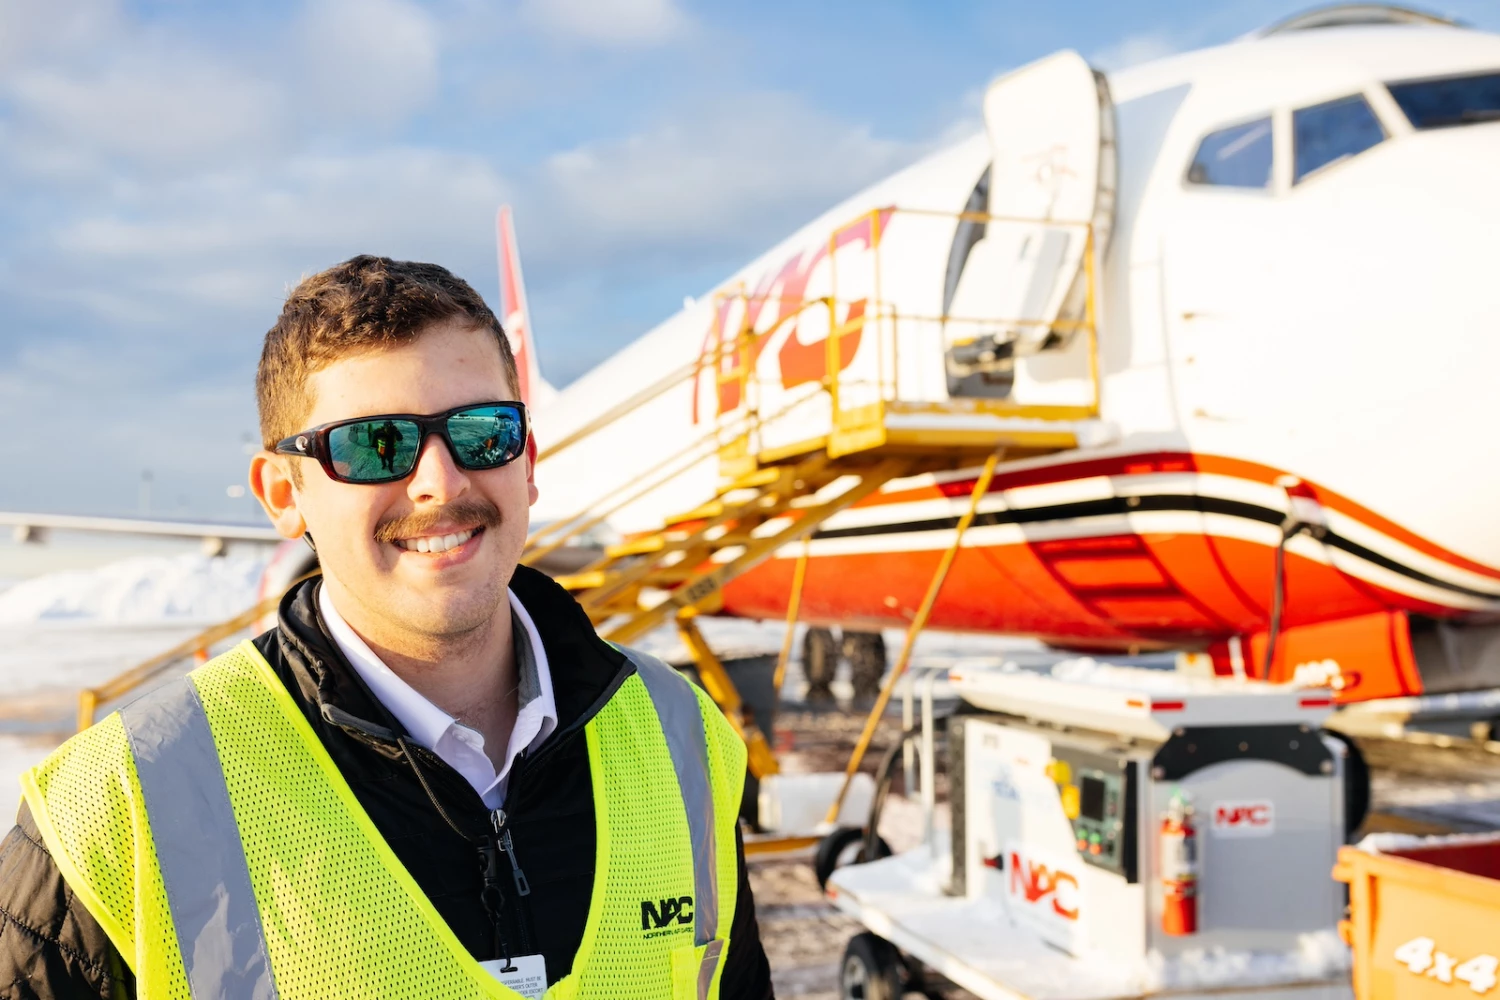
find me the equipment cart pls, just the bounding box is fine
[823,661,1362,1000]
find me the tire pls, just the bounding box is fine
[843,631,888,702]
[740,770,761,831]
[1322,729,1371,840]
[803,627,840,704]
[814,825,892,891]
[840,932,903,1000]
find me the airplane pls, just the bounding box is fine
[519,3,1500,712]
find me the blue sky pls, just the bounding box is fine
[3,0,1497,519]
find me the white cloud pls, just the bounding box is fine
[0,0,123,76]
[293,0,441,124]
[538,92,923,254]
[8,60,283,172]
[519,0,689,48]
[45,147,512,315]
[0,0,444,183]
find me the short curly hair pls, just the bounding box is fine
[256,255,517,457]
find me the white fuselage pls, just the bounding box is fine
[533,22,1500,591]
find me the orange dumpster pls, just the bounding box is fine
[1334,836,1500,1000]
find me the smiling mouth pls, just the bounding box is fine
[393,526,482,554]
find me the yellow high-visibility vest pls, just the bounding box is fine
[21,640,744,1000]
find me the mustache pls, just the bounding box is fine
[373,496,503,544]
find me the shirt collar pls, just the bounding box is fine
[317,585,557,758]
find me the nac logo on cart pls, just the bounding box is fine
[1006,847,1080,921]
[1211,800,1275,838]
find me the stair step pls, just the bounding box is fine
[642,564,711,585]
[605,536,666,558]
[717,468,783,495]
[663,501,724,526]
[554,570,606,591]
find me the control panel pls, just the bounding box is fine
[1050,749,1138,882]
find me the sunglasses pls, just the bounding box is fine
[274,401,529,485]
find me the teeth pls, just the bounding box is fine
[397,528,475,554]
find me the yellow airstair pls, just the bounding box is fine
[517,205,1104,791]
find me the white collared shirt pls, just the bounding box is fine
[319,586,558,809]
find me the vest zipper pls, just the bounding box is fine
[492,810,532,897]
[491,808,536,955]
[477,836,514,962]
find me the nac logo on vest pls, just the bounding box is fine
[640,896,694,938]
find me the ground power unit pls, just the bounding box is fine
[827,664,1355,1000]
[950,668,1347,962]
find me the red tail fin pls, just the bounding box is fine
[496,205,546,407]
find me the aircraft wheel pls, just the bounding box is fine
[843,631,887,702]
[803,627,839,703]
[840,932,902,1000]
[815,825,892,891]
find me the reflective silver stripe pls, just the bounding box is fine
[697,938,725,1000]
[621,647,720,946]
[120,678,279,1000]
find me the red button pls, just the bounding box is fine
[1089,843,1103,855]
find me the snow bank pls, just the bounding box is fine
[0,554,267,626]
[1356,830,1500,854]
[1143,930,1350,991]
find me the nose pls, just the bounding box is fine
[405,432,469,505]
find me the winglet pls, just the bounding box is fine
[496,205,553,407]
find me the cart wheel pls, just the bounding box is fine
[815,825,892,891]
[840,932,902,1000]
[1321,729,1371,839]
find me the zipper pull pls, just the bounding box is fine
[492,809,532,897]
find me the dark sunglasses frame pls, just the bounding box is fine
[274,400,529,485]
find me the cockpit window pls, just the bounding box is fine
[1293,94,1385,183]
[1186,117,1273,188]
[1388,71,1500,129]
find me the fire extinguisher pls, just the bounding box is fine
[1160,788,1198,936]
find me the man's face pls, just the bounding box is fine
[266,319,535,643]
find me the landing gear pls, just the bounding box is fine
[803,627,839,703]
[802,627,887,704]
[843,631,887,703]
[840,932,902,1000]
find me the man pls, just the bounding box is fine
[370,418,405,473]
[0,256,773,999]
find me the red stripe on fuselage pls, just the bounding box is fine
[855,450,1500,582]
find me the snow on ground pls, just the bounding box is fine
[0,623,209,698]
[0,736,58,787]
[0,553,266,626]
[0,554,271,793]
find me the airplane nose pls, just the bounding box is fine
[1268,122,1500,569]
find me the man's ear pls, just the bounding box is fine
[525,434,539,506]
[249,452,307,539]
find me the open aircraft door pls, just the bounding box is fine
[944,50,1116,402]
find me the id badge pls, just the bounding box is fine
[480,954,547,999]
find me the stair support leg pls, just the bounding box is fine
[676,612,781,779]
[771,538,811,696]
[822,450,1003,826]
